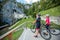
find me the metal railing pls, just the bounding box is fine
[0,24,9,29]
[0,21,28,40]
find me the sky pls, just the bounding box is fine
[16,0,40,4]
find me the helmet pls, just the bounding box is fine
[46,14,49,16]
[37,14,41,16]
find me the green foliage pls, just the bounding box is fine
[12,29,23,40]
[3,17,34,40]
[3,29,23,40]
[26,0,60,17]
[40,0,60,10]
[40,6,60,16]
[9,16,34,29]
[17,3,32,16]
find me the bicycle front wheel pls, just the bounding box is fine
[30,24,36,33]
[40,27,51,40]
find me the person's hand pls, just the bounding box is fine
[32,22,35,24]
[33,20,36,24]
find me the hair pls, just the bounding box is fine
[36,14,41,18]
[46,14,49,16]
[37,14,41,16]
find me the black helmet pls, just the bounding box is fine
[37,14,41,16]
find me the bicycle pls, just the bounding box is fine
[43,24,60,35]
[50,28,60,35]
[30,23,51,40]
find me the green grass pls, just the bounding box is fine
[2,16,60,40]
[11,17,34,40]
[10,17,34,29]
[26,20,60,30]
[3,29,23,40]
[26,22,33,28]
[12,29,23,40]
[50,22,60,29]
[41,20,60,29]
[3,17,34,40]
[40,6,60,16]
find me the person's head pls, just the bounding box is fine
[36,14,41,18]
[46,14,49,18]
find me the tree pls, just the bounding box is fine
[17,0,60,17]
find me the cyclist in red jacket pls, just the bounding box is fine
[45,14,50,30]
[45,14,50,34]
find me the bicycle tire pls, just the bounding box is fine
[40,24,51,40]
[50,29,60,35]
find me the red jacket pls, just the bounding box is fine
[46,17,50,25]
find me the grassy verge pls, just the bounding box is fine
[26,20,60,30]
[3,17,34,40]
[50,22,60,29]
[41,20,60,29]
[12,29,23,40]
[2,17,60,40]
[3,29,23,40]
[10,17,34,29]
[40,6,60,16]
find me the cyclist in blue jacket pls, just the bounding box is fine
[33,14,41,37]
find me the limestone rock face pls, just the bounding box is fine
[1,0,25,25]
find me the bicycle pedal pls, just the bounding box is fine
[34,35,38,38]
[43,32,48,36]
[53,30,56,32]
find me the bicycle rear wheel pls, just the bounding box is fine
[40,25,51,40]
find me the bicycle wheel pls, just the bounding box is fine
[30,24,36,33]
[40,25,51,40]
[50,28,60,35]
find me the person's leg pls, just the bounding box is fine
[45,25,49,34]
[35,28,38,35]
[34,28,39,37]
[46,25,50,32]
[38,28,40,35]
[35,29,38,35]
[36,28,40,35]
[34,25,40,37]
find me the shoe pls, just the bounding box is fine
[53,30,56,32]
[44,32,48,35]
[34,35,38,37]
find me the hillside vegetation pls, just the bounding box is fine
[40,6,60,16]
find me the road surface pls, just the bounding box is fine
[18,28,60,40]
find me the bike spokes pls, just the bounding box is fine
[50,29,60,35]
[40,29,51,40]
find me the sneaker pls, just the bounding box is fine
[34,35,38,38]
[44,32,48,35]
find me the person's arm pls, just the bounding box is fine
[46,19,48,24]
[46,18,50,25]
[33,20,36,24]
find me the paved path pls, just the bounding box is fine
[18,28,60,40]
